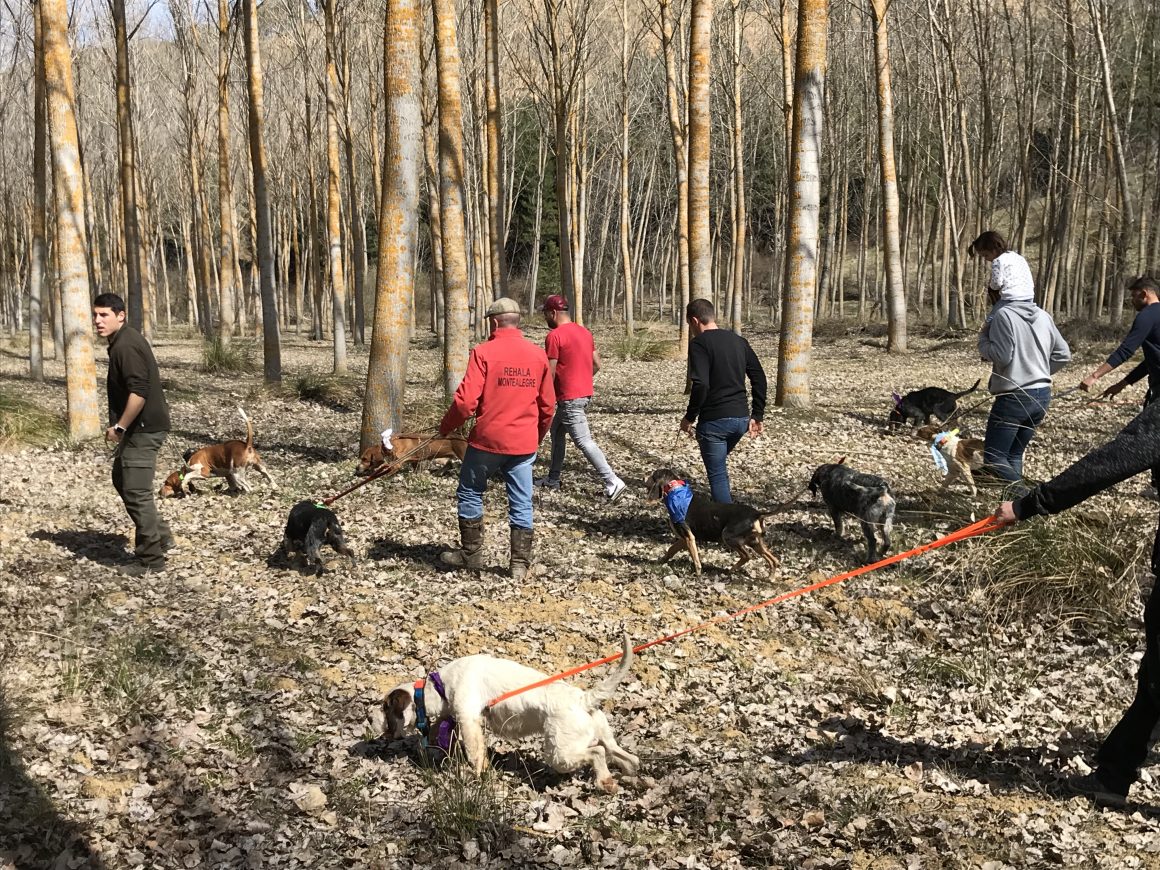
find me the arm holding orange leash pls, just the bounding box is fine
[992,378,1160,805]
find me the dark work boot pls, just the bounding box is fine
[509,527,534,581]
[440,518,484,571]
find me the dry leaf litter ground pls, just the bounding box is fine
[2,322,1159,870]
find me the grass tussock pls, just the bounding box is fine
[611,329,679,362]
[290,371,358,409]
[421,761,516,854]
[201,336,255,373]
[0,389,68,447]
[945,505,1146,632]
[1058,318,1127,348]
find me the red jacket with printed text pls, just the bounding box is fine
[439,328,556,454]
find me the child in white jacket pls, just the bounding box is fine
[969,231,1071,484]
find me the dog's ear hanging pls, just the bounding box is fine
[891,391,903,408]
[836,455,847,465]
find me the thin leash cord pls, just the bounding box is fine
[321,426,444,506]
[486,513,1010,709]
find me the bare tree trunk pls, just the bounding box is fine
[483,0,509,298]
[420,38,445,337]
[111,0,145,336]
[433,0,471,398]
[1089,0,1135,321]
[619,0,635,339]
[543,0,578,307]
[30,0,47,381]
[869,0,907,352]
[363,0,422,446]
[340,32,367,345]
[217,0,237,345]
[729,0,746,333]
[776,0,828,408]
[324,0,348,373]
[687,0,713,303]
[42,0,100,439]
[526,131,547,313]
[243,0,281,383]
[660,0,690,352]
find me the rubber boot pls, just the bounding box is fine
[440,518,484,570]
[509,527,534,581]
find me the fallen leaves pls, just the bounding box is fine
[1,330,1157,867]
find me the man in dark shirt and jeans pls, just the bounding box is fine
[1079,275,1160,491]
[93,293,172,576]
[680,299,767,503]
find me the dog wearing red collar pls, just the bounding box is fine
[644,467,779,577]
[371,633,639,793]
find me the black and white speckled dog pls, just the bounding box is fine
[808,460,895,563]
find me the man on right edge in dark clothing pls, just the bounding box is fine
[1076,279,1160,496]
[1079,276,1160,494]
[995,397,1160,808]
[680,299,767,503]
[1079,276,1160,401]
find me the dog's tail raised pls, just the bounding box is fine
[584,631,634,709]
[955,378,982,398]
[238,406,253,449]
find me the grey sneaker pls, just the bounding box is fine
[534,476,561,491]
[1064,772,1128,808]
[607,478,627,503]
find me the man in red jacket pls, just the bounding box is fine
[438,297,555,579]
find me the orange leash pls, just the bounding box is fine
[486,513,1010,708]
[322,428,443,506]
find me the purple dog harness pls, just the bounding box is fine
[413,671,456,752]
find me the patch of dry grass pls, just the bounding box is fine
[944,505,1145,632]
[0,388,67,447]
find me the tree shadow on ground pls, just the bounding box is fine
[367,538,447,566]
[259,441,349,463]
[776,718,1159,815]
[0,685,106,868]
[30,529,131,568]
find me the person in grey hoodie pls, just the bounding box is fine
[970,231,1071,483]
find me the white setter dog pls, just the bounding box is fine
[371,634,639,793]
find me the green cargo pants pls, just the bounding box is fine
[112,430,171,568]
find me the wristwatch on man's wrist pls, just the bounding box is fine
[113,424,126,435]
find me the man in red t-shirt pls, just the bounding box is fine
[534,294,626,502]
[438,297,555,579]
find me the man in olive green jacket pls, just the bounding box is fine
[92,293,172,576]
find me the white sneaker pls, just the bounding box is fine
[607,478,627,503]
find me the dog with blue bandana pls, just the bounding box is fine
[644,468,780,576]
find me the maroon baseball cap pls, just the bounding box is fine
[541,294,569,312]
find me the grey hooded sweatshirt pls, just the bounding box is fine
[978,294,1071,395]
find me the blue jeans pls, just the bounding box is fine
[983,388,1051,482]
[456,446,535,529]
[546,397,618,488]
[695,416,750,503]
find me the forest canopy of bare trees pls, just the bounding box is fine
[1,0,1157,398]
